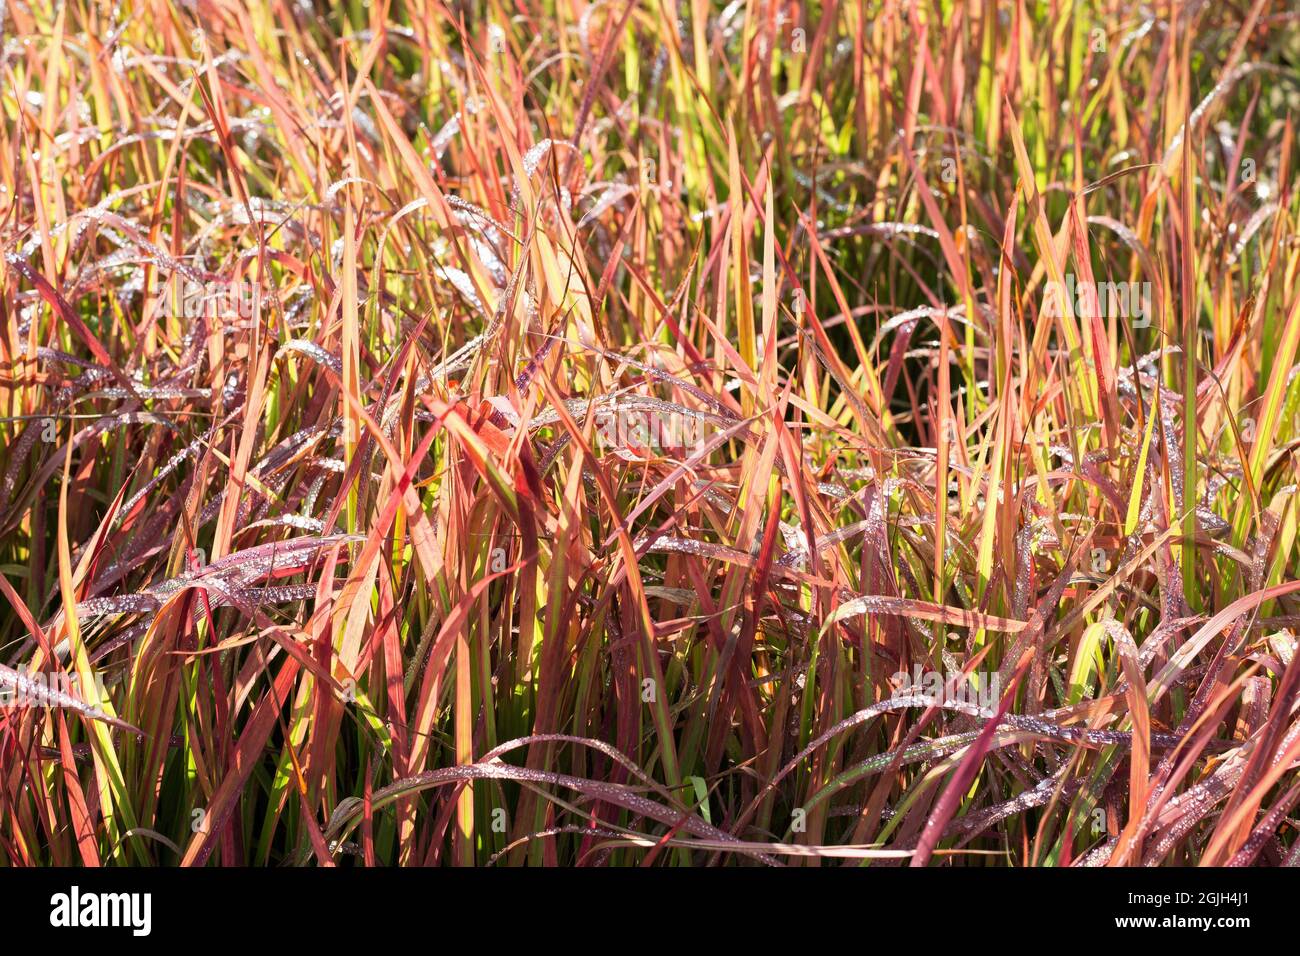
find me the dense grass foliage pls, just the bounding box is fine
[2,0,1300,866]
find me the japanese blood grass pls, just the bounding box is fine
[1,0,1299,867]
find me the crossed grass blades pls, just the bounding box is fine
[0,0,1298,867]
